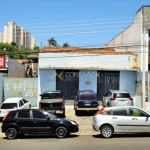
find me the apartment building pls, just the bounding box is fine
[2,21,36,49]
[0,33,4,42]
[30,37,36,50]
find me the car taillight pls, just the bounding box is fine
[3,111,10,122]
[129,98,133,100]
[110,98,116,101]
[61,102,65,109]
[76,102,78,106]
[97,102,99,106]
[96,108,106,115]
[39,103,41,109]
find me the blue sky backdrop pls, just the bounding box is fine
[0,0,149,47]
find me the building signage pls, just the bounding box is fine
[0,55,5,68]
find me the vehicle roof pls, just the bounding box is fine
[77,90,95,93]
[10,109,45,112]
[104,106,144,110]
[109,90,129,93]
[43,90,61,93]
[3,97,24,103]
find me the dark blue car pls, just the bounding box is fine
[1,109,79,139]
[74,90,99,115]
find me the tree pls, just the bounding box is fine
[48,38,57,46]
[62,42,70,47]
[33,46,40,50]
[11,42,18,47]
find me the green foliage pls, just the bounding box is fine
[0,42,37,59]
[48,37,57,46]
[11,42,18,47]
[62,42,70,47]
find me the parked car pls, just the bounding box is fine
[102,90,133,107]
[1,109,79,139]
[92,106,150,138]
[0,97,31,120]
[39,90,65,117]
[74,90,99,115]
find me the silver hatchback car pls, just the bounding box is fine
[102,90,133,107]
[92,106,150,138]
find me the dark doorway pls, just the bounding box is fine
[56,70,79,100]
[97,71,120,101]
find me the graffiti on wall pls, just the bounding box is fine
[4,78,38,106]
[135,75,148,95]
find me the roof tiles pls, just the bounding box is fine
[40,46,133,54]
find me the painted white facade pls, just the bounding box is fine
[39,53,137,70]
[105,6,150,72]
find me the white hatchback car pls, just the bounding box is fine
[0,97,31,119]
[93,106,150,138]
[102,90,133,107]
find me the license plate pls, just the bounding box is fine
[56,110,63,114]
[84,103,91,106]
[119,100,127,103]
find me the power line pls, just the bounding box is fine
[0,43,149,56]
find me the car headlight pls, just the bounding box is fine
[70,120,77,125]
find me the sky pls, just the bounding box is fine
[0,0,150,48]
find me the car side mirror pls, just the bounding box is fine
[39,94,43,96]
[46,116,50,120]
[147,114,150,117]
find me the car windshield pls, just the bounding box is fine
[113,93,130,98]
[41,93,63,99]
[80,94,96,100]
[1,103,18,109]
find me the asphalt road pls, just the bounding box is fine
[1,134,150,150]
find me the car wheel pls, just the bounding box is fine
[75,110,79,116]
[55,126,68,138]
[6,128,18,139]
[100,125,113,138]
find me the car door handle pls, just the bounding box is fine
[34,121,37,123]
[112,117,117,119]
[132,118,137,120]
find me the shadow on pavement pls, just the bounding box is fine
[93,133,150,138]
[75,111,96,117]
[3,134,79,140]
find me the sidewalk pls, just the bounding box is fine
[0,105,102,137]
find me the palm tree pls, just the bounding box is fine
[62,42,70,47]
[48,38,57,46]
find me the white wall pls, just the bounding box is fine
[39,53,133,70]
[79,70,97,93]
[38,69,56,105]
[106,8,150,72]
[120,71,136,106]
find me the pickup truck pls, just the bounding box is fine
[39,90,65,117]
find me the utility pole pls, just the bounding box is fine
[142,28,146,109]
[142,6,146,109]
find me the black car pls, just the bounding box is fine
[74,90,99,115]
[1,109,79,139]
